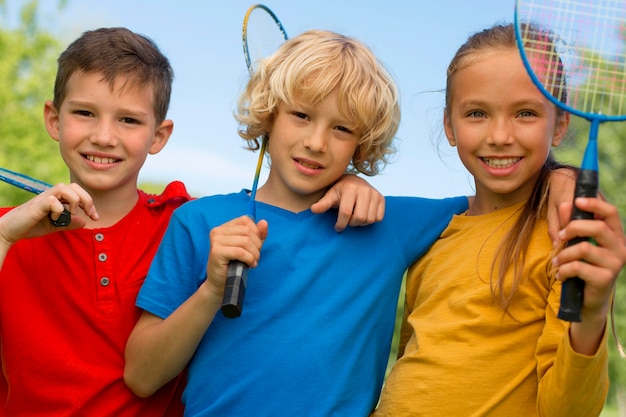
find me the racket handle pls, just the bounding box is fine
[557,169,598,323]
[48,208,71,227]
[221,260,249,318]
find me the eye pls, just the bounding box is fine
[74,110,93,117]
[467,110,486,118]
[120,117,140,124]
[517,110,536,118]
[292,111,308,120]
[335,125,354,134]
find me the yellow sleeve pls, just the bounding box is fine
[535,279,609,417]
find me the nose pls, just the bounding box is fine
[90,119,119,147]
[303,127,327,153]
[486,118,514,147]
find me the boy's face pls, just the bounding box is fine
[260,88,359,212]
[44,71,172,195]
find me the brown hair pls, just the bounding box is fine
[53,27,173,123]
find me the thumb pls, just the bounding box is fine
[257,219,269,241]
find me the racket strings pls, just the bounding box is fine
[517,0,626,118]
[243,5,288,74]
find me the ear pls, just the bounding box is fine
[149,119,174,155]
[551,112,570,146]
[43,100,61,143]
[443,109,456,147]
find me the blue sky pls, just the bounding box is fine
[31,0,515,198]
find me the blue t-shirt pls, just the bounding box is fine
[137,190,467,417]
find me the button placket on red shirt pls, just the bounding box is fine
[93,231,118,315]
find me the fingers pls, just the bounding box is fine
[49,183,99,221]
[0,183,98,243]
[311,175,385,232]
[558,198,626,248]
[205,216,266,293]
[310,188,339,215]
[208,216,266,269]
[553,197,626,315]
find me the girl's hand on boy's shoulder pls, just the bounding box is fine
[311,174,385,232]
[547,168,576,245]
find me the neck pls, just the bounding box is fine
[255,185,326,213]
[80,186,139,228]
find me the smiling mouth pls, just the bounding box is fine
[481,157,521,168]
[296,159,322,170]
[84,155,120,164]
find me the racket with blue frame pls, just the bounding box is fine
[514,0,626,322]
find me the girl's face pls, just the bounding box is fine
[257,88,360,213]
[44,71,171,198]
[444,49,569,213]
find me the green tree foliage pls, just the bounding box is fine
[552,23,626,410]
[0,0,68,206]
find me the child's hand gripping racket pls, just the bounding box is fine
[220,4,288,318]
[514,0,626,322]
[0,167,71,227]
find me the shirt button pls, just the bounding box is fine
[95,233,104,242]
[98,253,108,262]
[100,277,110,286]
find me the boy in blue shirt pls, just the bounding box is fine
[123,29,466,416]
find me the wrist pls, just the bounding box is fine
[569,316,607,356]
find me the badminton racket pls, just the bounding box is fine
[221,4,288,318]
[514,0,626,322]
[0,167,71,226]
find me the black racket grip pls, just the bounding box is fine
[557,169,597,322]
[221,260,249,318]
[48,208,71,227]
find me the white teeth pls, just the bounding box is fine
[86,155,117,164]
[482,157,520,168]
[299,161,320,169]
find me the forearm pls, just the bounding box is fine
[569,315,607,356]
[538,327,609,417]
[124,284,223,397]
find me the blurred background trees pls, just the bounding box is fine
[0,0,68,206]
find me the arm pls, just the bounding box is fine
[536,197,625,416]
[311,174,385,232]
[124,215,268,397]
[0,183,97,266]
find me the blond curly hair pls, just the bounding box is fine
[235,29,400,176]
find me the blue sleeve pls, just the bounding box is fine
[136,208,210,319]
[384,195,467,264]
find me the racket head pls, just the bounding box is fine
[0,167,51,194]
[242,4,288,75]
[514,0,626,122]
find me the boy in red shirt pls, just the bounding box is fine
[0,27,380,416]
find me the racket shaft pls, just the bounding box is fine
[558,169,598,322]
[221,261,249,318]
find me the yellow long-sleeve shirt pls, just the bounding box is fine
[374,202,608,417]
